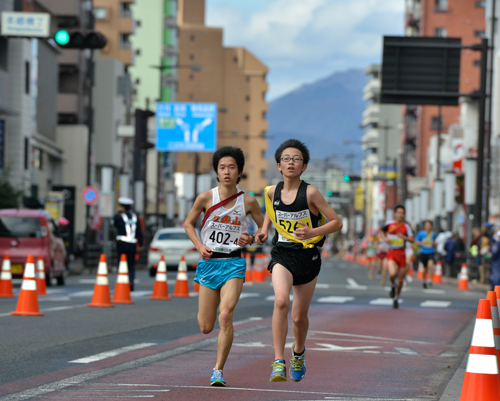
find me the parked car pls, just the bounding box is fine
[148,227,200,275]
[0,209,67,285]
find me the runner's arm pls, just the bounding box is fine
[255,186,275,244]
[184,191,213,260]
[238,195,265,246]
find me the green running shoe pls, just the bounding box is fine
[270,359,287,382]
[290,343,306,382]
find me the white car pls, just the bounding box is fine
[148,227,200,275]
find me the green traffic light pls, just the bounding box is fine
[327,191,333,197]
[54,30,70,45]
[343,175,350,182]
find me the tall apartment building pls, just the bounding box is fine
[176,0,269,194]
[404,0,486,177]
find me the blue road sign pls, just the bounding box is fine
[156,102,217,152]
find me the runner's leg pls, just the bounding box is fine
[198,285,220,334]
[427,259,434,285]
[291,276,318,354]
[272,264,294,361]
[388,260,398,297]
[214,277,244,370]
[397,267,406,298]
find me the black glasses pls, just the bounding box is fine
[281,156,303,163]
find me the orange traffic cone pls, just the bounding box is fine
[457,263,469,291]
[36,255,48,296]
[459,299,500,400]
[244,252,253,283]
[0,254,15,298]
[408,264,415,277]
[172,255,190,297]
[11,255,43,316]
[112,254,134,304]
[416,262,424,280]
[253,253,265,283]
[150,255,171,300]
[487,291,500,364]
[87,254,114,308]
[432,261,443,284]
[263,253,272,279]
[495,286,500,311]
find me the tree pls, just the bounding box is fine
[0,168,24,209]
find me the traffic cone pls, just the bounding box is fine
[487,291,500,364]
[112,254,134,304]
[87,254,114,308]
[459,299,500,401]
[150,255,171,300]
[495,286,500,313]
[172,255,190,297]
[0,254,15,298]
[408,264,415,277]
[244,252,253,283]
[263,253,272,279]
[417,262,424,280]
[432,261,443,284]
[253,253,265,283]
[11,255,43,316]
[457,263,469,291]
[36,256,48,296]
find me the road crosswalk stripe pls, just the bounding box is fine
[420,301,451,308]
[69,343,157,364]
[369,298,404,306]
[317,296,354,303]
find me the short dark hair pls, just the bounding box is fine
[212,146,245,183]
[394,204,405,213]
[274,139,310,165]
[424,220,433,226]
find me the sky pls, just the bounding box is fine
[206,0,405,101]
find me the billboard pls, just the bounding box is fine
[156,102,217,151]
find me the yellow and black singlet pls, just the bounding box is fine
[268,181,325,250]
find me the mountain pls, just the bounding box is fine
[266,68,366,175]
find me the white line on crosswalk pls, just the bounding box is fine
[420,300,451,308]
[69,343,157,364]
[265,295,293,301]
[317,296,354,304]
[369,298,403,306]
[346,278,367,290]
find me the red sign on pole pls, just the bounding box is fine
[82,186,99,205]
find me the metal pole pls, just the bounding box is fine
[474,38,488,228]
[436,105,442,180]
[485,0,496,222]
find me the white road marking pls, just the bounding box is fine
[309,343,382,352]
[346,278,367,290]
[369,298,403,306]
[317,296,354,304]
[70,290,95,297]
[232,341,269,348]
[266,295,293,301]
[394,347,419,355]
[423,289,446,295]
[38,296,72,302]
[239,293,260,299]
[233,317,263,326]
[316,283,330,288]
[420,300,451,308]
[383,286,407,293]
[69,343,157,364]
[78,279,97,284]
[439,351,459,357]
[129,291,152,298]
[308,330,434,345]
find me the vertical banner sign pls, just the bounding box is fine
[0,120,4,169]
[156,102,217,151]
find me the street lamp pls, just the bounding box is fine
[465,158,477,261]
[413,193,420,229]
[420,188,429,228]
[444,171,455,231]
[433,179,443,231]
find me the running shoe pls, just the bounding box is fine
[290,343,306,382]
[393,299,399,309]
[390,285,396,298]
[423,282,428,289]
[210,369,226,387]
[427,282,433,289]
[270,359,287,382]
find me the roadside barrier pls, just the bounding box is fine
[87,254,114,308]
[172,255,190,297]
[253,253,265,283]
[432,261,443,285]
[459,299,500,400]
[150,255,171,300]
[112,254,134,304]
[457,263,469,291]
[0,254,14,298]
[36,255,47,296]
[244,252,253,283]
[11,255,43,316]
[486,291,500,364]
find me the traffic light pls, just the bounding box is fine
[343,175,361,182]
[133,109,155,182]
[54,30,107,49]
[327,191,333,196]
[343,175,350,182]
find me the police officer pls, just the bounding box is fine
[113,197,143,291]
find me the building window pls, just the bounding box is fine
[474,59,481,67]
[120,2,132,18]
[119,34,132,49]
[135,49,141,56]
[262,111,267,120]
[475,30,486,38]
[246,76,251,82]
[93,7,107,19]
[261,170,266,179]
[24,137,29,170]
[136,20,141,27]
[233,56,238,63]
[246,95,250,102]
[135,78,140,84]
[33,148,43,170]
[190,34,195,41]
[0,37,8,71]
[245,115,249,121]
[434,27,447,37]
[25,61,30,94]
[189,54,195,60]
[189,74,194,80]
[475,1,486,7]
[435,0,448,12]
[430,115,444,131]
[189,92,194,99]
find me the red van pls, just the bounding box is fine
[0,209,67,285]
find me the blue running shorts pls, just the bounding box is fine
[194,257,246,290]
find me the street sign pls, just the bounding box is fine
[99,192,114,218]
[81,186,99,205]
[1,12,50,37]
[156,102,217,151]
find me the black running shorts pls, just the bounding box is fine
[420,253,435,268]
[268,245,321,286]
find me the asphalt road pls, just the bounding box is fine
[0,256,485,400]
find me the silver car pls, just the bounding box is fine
[148,227,200,275]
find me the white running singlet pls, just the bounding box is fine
[200,187,249,254]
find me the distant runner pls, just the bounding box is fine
[415,220,437,289]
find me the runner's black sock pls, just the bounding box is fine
[293,347,305,357]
